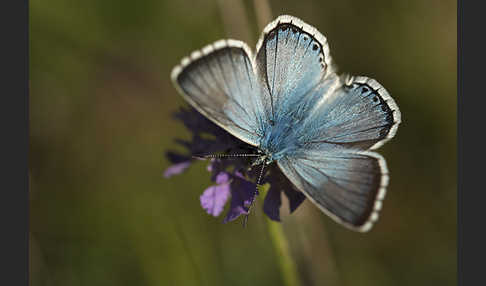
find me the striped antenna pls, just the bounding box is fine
[192,153,260,160]
[243,162,266,227]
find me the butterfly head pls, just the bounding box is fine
[251,151,273,167]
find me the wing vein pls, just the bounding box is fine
[214,51,255,125]
[289,162,363,216]
[322,124,392,141]
[270,31,278,120]
[297,159,374,196]
[228,49,243,97]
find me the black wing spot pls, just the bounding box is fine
[303,36,308,41]
[381,103,389,112]
[268,31,277,40]
[291,27,298,34]
[373,96,379,102]
[281,25,289,31]
[379,128,389,138]
[361,87,369,94]
[312,44,319,51]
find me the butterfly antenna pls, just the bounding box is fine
[243,162,266,227]
[192,154,260,160]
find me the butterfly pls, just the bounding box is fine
[170,15,401,232]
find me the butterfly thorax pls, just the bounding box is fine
[251,154,272,167]
[259,118,303,162]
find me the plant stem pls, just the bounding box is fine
[266,219,301,286]
[258,184,301,286]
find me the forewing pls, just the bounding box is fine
[254,15,336,122]
[171,39,267,146]
[300,76,401,150]
[278,151,388,232]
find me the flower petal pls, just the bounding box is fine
[223,174,258,223]
[215,172,231,185]
[283,188,306,213]
[200,182,231,217]
[262,165,306,218]
[163,161,192,178]
[263,186,282,222]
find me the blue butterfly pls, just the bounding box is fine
[171,15,401,232]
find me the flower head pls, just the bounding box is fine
[164,107,306,223]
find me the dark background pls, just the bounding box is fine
[30,0,456,285]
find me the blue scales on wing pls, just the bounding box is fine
[251,16,401,231]
[299,76,401,151]
[255,15,336,124]
[274,75,401,231]
[277,148,388,232]
[171,40,267,147]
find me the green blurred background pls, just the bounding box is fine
[30,0,456,285]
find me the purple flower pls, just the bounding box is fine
[223,171,258,223]
[163,152,191,178]
[163,161,191,178]
[262,165,306,222]
[200,172,231,216]
[164,107,306,223]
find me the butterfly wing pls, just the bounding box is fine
[171,40,267,146]
[255,15,400,150]
[299,75,402,150]
[275,75,400,231]
[254,15,337,122]
[278,150,388,232]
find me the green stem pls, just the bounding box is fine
[266,219,301,286]
[257,183,301,286]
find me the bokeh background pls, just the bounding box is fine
[30,0,456,285]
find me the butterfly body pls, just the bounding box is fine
[171,15,401,232]
[259,117,303,162]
